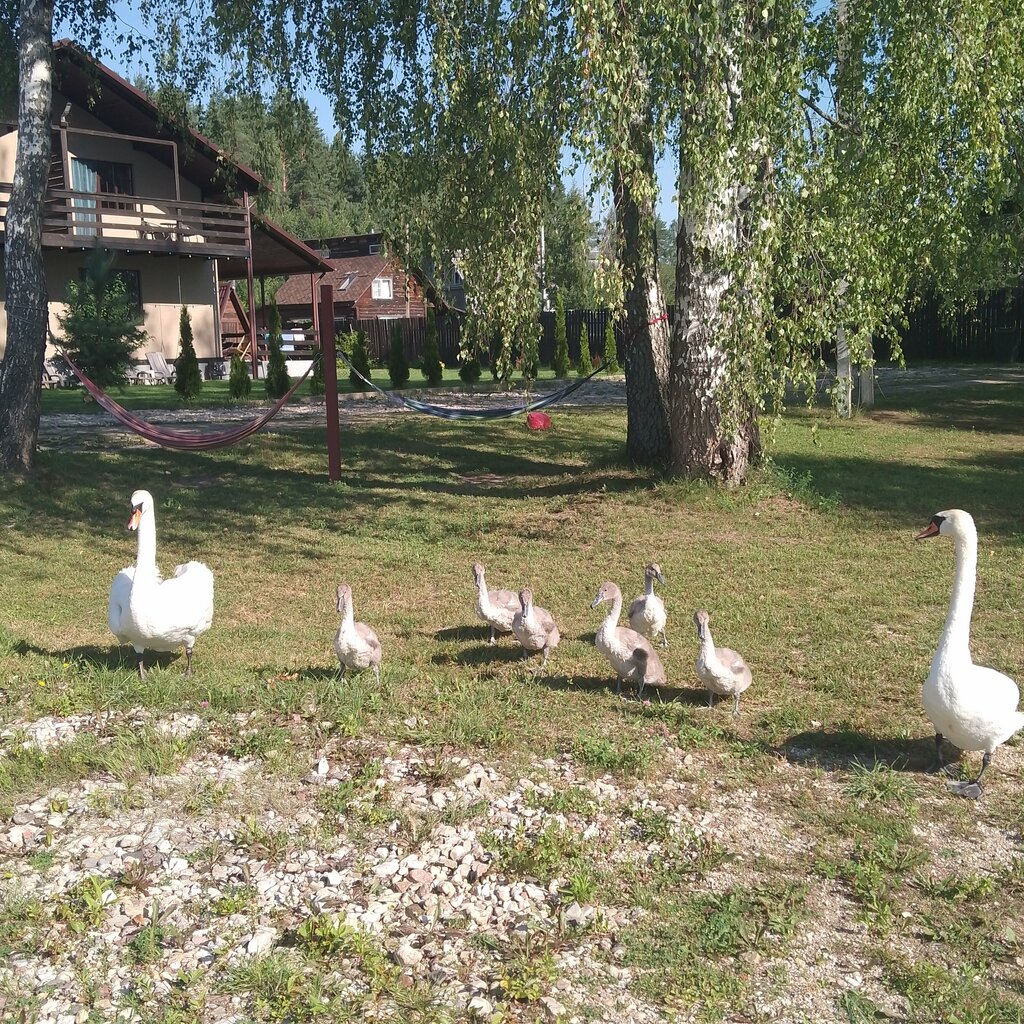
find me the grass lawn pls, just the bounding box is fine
[40,367,565,415]
[1,378,1023,1022]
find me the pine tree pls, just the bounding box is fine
[229,352,252,399]
[309,351,326,395]
[552,293,570,377]
[577,324,593,376]
[174,305,203,400]
[420,308,443,386]
[603,316,620,373]
[57,248,146,389]
[388,322,410,387]
[264,300,291,399]
[349,331,372,390]
[459,347,482,383]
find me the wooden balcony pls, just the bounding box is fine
[0,184,250,259]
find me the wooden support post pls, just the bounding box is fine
[244,191,258,379]
[319,284,341,482]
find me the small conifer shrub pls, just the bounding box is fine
[420,308,443,386]
[552,294,570,377]
[577,324,593,376]
[349,331,372,390]
[603,316,620,373]
[228,352,252,399]
[388,322,410,387]
[174,305,203,400]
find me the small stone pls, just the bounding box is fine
[395,943,423,968]
[118,834,142,849]
[246,928,276,955]
[375,859,400,878]
[467,995,493,1017]
[408,868,433,885]
[324,870,344,886]
[540,996,567,1019]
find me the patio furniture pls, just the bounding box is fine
[146,351,177,383]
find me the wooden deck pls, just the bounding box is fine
[0,184,250,259]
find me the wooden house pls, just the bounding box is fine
[274,233,427,330]
[0,40,330,373]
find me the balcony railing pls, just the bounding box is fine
[0,184,250,259]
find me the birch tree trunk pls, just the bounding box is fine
[669,41,760,485]
[0,0,54,472]
[613,136,671,467]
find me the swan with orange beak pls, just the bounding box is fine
[108,490,214,678]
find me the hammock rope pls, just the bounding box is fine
[337,352,607,421]
[56,343,320,451]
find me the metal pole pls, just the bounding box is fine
[319,283,341,482]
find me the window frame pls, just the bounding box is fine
[371,276,394,300]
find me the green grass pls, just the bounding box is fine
[3,375,1024,1020]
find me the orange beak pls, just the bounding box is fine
[915,520,940,541]
[128,506,142,531]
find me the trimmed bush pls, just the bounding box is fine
[228,352,252,399]
[603,316,620,373]
[57,248,146,389]
[577,324,593,376]
[420,308,443,386]
[552,294,570,377]
[174,305,203,400]
[264,301,291,399]
[388,323,410,387]
[521,329,540,382]
[349,331,372,390]
[459,349,482,383]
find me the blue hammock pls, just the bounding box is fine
[338,353,606,420]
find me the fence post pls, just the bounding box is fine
[319,284,341,482]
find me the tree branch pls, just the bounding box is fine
[799,93,860,135]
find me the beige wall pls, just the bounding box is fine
[0,250,220,361]
[0,92,220,362]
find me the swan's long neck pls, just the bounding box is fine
[600,592,623,636]
[134,510,158,577]
[939,527,977,660]
[700,627,718,664]
[341,601,355,633]
[644,575,654,598]
[476,576,490,610]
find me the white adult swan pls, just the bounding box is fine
[108,490,214,678]
[916,509,1023,798]
[592,581,666,699]
[473,562,521,645]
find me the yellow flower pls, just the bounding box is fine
[37,679,46,687]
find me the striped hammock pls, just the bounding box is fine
[338,352,606,420]
[57,347,320,451]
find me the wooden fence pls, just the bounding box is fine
[895,287,1023,363]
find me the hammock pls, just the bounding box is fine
[338,352,606,420]
[57,347,320,451]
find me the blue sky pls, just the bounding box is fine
[92,3,678,225]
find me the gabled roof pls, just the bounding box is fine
[219,213,333,279]
[275,253,394,307]
[52,39,263,197]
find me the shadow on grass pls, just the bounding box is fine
[431,644,525,668]
[781,727,948,773]
[434,626,493,644]
[12,639,179,674]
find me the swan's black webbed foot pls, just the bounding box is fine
[947,779,983,800]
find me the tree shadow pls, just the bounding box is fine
[780,727,949,774]
[431,644,528,668]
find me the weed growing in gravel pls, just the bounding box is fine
[487,820,590,884]
[209,884,257,917]
[54,875,114,933]
[499,931,559,1002]
[0,885,47,955]
[571,732,658,776]
[523,785,597,817]
[844,761,916,804]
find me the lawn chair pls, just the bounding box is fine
[42,358,74,389]
[146,351,176,384]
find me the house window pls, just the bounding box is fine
[337,272,356,292]
[368,243,382,255]
[95,161,135,210]
[79,266,143,320]
[371,277,393,300]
